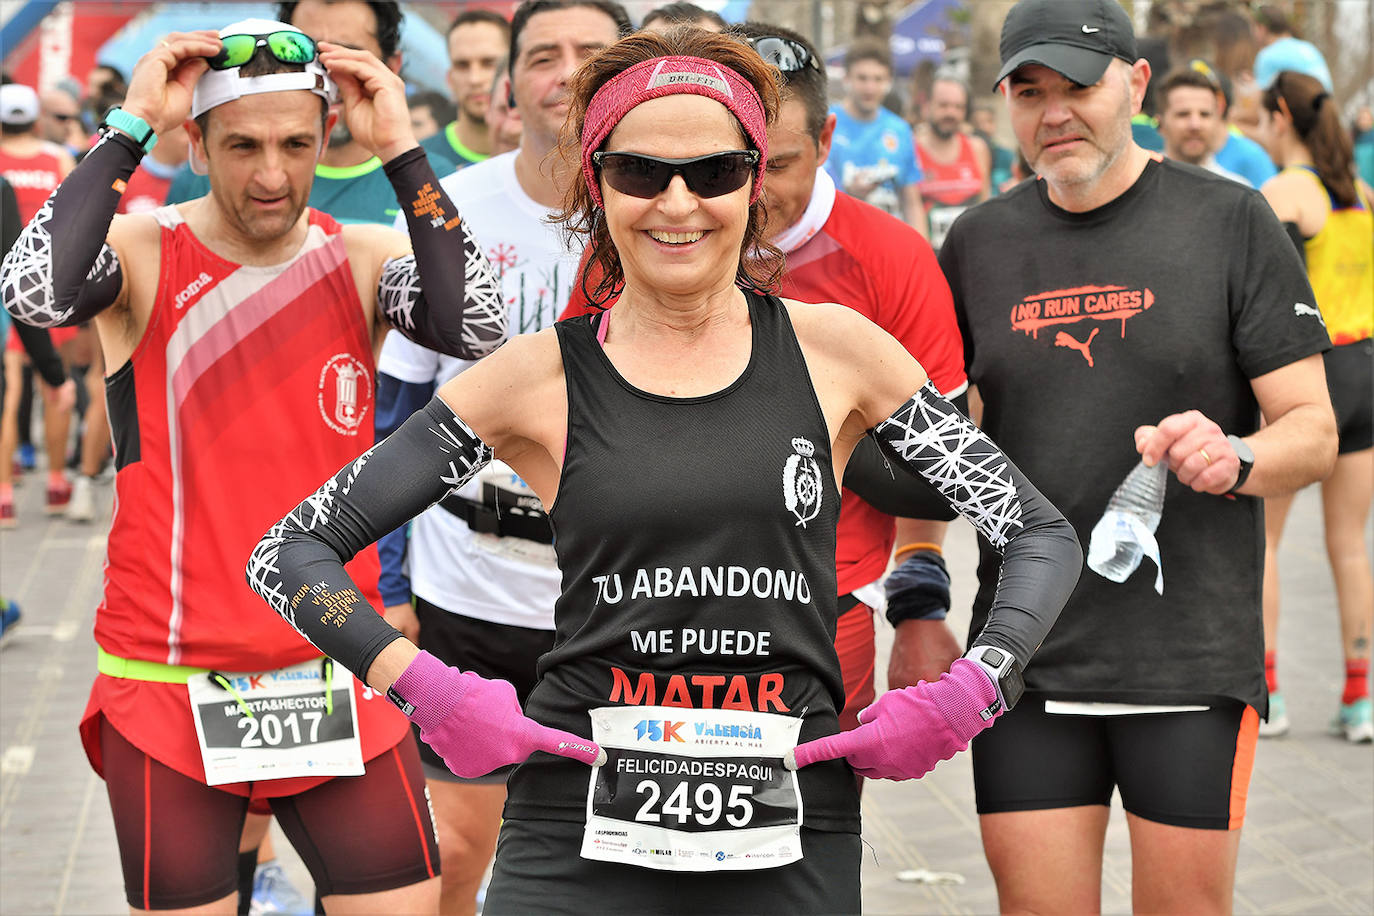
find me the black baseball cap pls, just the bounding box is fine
[995,0,1138,90]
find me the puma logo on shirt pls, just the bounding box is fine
[1054,328,1099,366]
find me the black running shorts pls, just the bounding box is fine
[482,817,861,915]
[971,698,1259,830]
[1326,339,1373,454]
[413,597,555,783]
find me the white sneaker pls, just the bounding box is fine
[1259,691,1289,738]
[65,475,96,522]
[1332,698,1373,744]
[249,861,312,915]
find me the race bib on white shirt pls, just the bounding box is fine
[582,705,803,871]
[189,658,363,785]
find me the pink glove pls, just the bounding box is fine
[391,650,605,778]
[785,658,1000,780]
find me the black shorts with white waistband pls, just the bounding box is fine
[971,698,1259,830]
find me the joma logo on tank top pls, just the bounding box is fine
[174,271,214,310]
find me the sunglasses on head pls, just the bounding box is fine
[207,31,318,71]
[748,36,819,74]
[592,150,759,200]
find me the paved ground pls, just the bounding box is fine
[1,471,1370,914]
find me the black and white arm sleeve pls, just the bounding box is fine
[0,129,135,328]
[12,323,68,388]
[870,383,1082,667]
[844,390,968,520]
[379,148,507,359]
[246,397,493,679]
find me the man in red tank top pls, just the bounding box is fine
[0,84,75,220]
[0,83,78,523]
[0,20,507,912]
[915,76,992,251]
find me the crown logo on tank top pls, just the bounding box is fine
[317,354,372,435]
[783,437,823,528]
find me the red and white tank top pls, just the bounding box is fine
[0,142,66,221]
[99,206,382,670]
[916,132,984,208]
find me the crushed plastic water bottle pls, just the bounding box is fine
[1087,460,1167,594]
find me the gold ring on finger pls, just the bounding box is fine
[1199,447,1212,466]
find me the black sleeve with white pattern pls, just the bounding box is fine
[870,383,1082,667]
[11,323,68,388]
[380,147,507,360]
[843,390,969,520]
[0,129,135,329]
[246,397,493,679]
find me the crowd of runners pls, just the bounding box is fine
[0,0,1368,913]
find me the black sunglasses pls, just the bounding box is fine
[748,36,819,74]
[592,150,759,200]
[207,31,318,71]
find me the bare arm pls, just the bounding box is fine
[1134,353,1336,497]
[901,183,929,239]
[971,135,992,202]
[1259,170,1325,237]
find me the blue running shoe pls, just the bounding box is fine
[1332,697,1373,744]
[17,442,35,472]
[0,600,20,646]
[1259,691,1289,737]
[249,861,312,916]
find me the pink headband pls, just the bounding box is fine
[581,55,768,208]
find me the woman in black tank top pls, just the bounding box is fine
[246,28,1081,915]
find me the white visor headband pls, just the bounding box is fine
[191,63,337,119]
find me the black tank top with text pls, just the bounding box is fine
[503,291,859,833]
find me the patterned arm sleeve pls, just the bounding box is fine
[0,130,136,328]
[380,148,506,359]
[373,371,438,607]
[12,323,68,388]
[871,383,1082,666]
[246,397,493,679]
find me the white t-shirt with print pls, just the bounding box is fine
[382,150,582,629]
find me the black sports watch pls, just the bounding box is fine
[1225,434,1255,494]
[964,645,1025,718]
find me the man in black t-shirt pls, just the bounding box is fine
[936,1,1337,913]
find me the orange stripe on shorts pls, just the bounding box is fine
[1228,705,1260,830]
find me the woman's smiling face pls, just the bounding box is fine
[600,93,754,300]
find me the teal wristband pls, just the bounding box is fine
[102,108,157,154]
